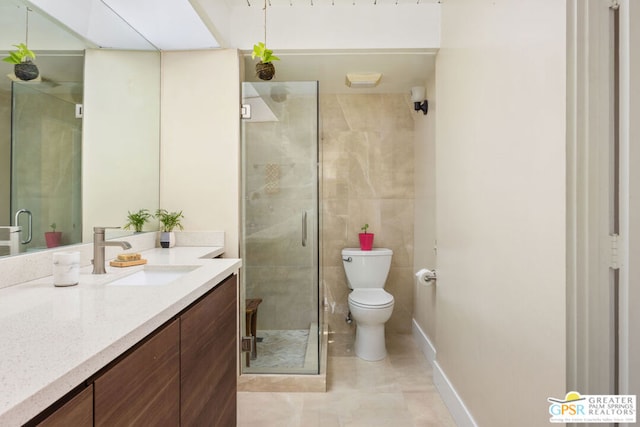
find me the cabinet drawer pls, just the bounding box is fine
[94,319,180,426]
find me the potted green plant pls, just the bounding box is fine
[3,43,39,81]
[359,223,374,251]
[123,208,153,233]
[252,42,280,81]
[45,222,62,248]
[155,209,184,248]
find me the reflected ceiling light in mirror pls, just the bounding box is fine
[101,0,219,50]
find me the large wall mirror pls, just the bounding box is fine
[0,0,160,257]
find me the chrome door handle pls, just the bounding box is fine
[14,209,32,244]
[302,211,307,247]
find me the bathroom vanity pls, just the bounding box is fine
[0,247,241,426]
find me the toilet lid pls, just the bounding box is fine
[342,248,393,257]
[349,289,394,308]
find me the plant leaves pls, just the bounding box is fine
[252,41,279,63]
[3,43,36,64]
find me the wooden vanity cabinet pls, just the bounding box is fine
[36,385,93,427]
[30,273,237,427]
[94,319,180,426]
[180,274,237,426]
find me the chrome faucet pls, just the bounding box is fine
[92,226,132,274]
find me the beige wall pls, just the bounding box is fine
[413,75,437,340]
[83,50,161,239]
[322,93,415,336]
[428,1,566,425]
[160,49,240,257]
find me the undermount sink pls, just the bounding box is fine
[106,265,198,287]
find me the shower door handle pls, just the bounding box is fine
[302,211,307,247]
[14,209,32,244]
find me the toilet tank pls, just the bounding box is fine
[341,248,393,289]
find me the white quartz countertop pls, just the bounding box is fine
[0,247,241,426]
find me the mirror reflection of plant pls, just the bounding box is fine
[2,43,36,64]
[124,209,153,233]
[155,209,184,232]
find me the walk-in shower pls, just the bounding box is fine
[240,81,320,375]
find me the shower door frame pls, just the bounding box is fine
[239,81,321,375]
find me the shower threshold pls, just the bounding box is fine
[238,323,327,392]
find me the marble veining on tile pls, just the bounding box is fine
[321,93,416,338]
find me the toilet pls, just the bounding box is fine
[341,248,394,361]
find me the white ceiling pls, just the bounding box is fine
[224,0,439,5]
[202,0,440,93]
[1,0,438,95]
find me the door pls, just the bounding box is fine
[240,81,320,374]
[11,81,82,252]
[567,1,640,416]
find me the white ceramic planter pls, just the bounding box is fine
[159,231,176,248]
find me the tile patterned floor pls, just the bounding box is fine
[237,332,456,427]
[249,329,309,369]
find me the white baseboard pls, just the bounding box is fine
[412,318,478,427]
[412,318,436,364]
[433,361,478,427]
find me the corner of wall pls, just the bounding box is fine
[160,49,241,258]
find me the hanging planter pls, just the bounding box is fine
[14,59,39,81]
[252,42,279,81]
[256,60,276,81]
[3,43,39,81]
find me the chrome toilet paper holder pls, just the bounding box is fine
[416,268,437,283]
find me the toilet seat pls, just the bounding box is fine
[349,289,394,309]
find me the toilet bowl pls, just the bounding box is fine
[342,248,394,361]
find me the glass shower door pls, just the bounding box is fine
[11,81,82,252]
[241,81,319,374]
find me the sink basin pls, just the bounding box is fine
[106,266,198,287]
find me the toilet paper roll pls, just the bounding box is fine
[415,268,436,285]
[53,251,80,287]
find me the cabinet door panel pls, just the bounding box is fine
[181,275,237,426]
[37,385,93,427]
[94,319,180,426]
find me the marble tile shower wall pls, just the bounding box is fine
[321,93,415,335]
[244,94,318,331]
